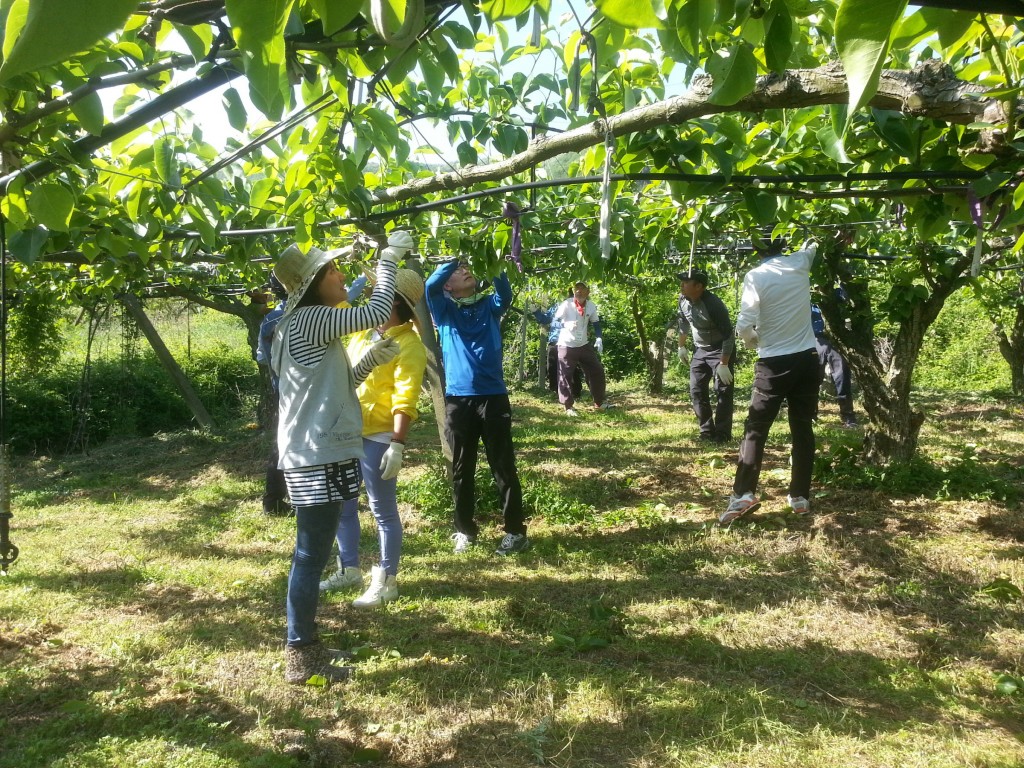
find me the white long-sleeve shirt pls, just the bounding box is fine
[735,246,818,358]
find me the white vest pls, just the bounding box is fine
[274,312,364,469]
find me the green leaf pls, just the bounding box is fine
[817,125,852,164]
[598,0,663,29]
[305,674,328,687]
[979,577,1022,602]
[0,0,137,83]
[480,0,534,21]
[834,0,908,134]
[961,153,995,170]
[173,21,211,60]
[71,91,104,136]
[456,141,478,166]
[8,224,48,264]
[221,87,248,132]
[995,674,1019,696]
[225,0,295,120]
[706,43,757,106]
[312,0,363,36]
[153,137,179,187]
[871,109,914,156]
[743,188,778,224]
[28,184,74,232]
[250,177,277,210]
[764,2,793,74]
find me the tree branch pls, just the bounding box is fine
[371,60,1010,209]
[0,54,203,144]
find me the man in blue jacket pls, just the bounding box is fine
[425,260,529,556]
[811,304,857,428]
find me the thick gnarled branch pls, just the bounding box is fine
[372,60,1011,208]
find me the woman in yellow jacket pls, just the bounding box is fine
[320,269,427,606]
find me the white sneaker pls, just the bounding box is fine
[352,565,398,608]
[319,563,364,592]
[452,532,476,553]
[787,495,811,516]
[565,408,579,417]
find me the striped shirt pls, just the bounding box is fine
[277,262,396,506]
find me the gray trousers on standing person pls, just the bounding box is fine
[557,342,606,409]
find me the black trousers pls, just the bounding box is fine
[444,394,526,537]
[815,334,854,418]
[263,398,288,510]
[689,346,734,440]
[734,349,819,500]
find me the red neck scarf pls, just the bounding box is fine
[574,298,585,315]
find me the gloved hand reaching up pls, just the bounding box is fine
[379,441,405,480]
[678,346,690,366]
[381,230,414,264]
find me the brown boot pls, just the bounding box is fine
[284,642,354,685]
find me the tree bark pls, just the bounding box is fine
[629,288,664,395]
[996,310,1024,396]
[119,293,215,429]
[816,244,973,464]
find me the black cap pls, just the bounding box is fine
[676,269,708,285]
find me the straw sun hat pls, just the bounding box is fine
[359,265,424,310]
[272,244,357,314]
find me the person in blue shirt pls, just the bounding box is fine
[425,260,529,556]
[811,304,857,427]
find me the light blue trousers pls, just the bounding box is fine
[336,438,403,576]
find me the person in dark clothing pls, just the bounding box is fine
[257,276,290,516]
[531,292,582,398]
[676,269,735,443]
[425,260,529,557]
[811,304,857,428]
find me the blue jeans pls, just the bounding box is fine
[286,501,343,647]
[336,439,403,576]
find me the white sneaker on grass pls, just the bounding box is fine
[319,561,364,592]
[452,532,476,553]
[495,533,530,556]
[352,565,398,608]
[565,408,579,417]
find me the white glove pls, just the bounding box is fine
[379,441,405,480]
[678,346,690,366]
[361,337,400,368]
[715,363,734,386]
[381,230,414,264]
[594,337,603,354]
[742,330,760,349]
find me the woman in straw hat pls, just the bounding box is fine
[319,269,427,607]
[270,231,413,684]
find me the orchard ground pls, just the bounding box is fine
[1,373,1023,767]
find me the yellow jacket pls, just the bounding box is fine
[346,322,428,437]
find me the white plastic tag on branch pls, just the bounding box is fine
[599,127,613,261]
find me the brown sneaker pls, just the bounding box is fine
[284,642,354,685]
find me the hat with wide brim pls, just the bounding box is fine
[676,269,708,284]
[359,266,425,310]
[272,244,352,315]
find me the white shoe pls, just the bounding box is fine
[352,565,398,608]
[452,532,476,553]
[565,408,579,417]
[319,561,364,592]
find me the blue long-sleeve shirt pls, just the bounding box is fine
[426,261,511,396]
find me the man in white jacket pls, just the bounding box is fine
[721,234,820,524]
